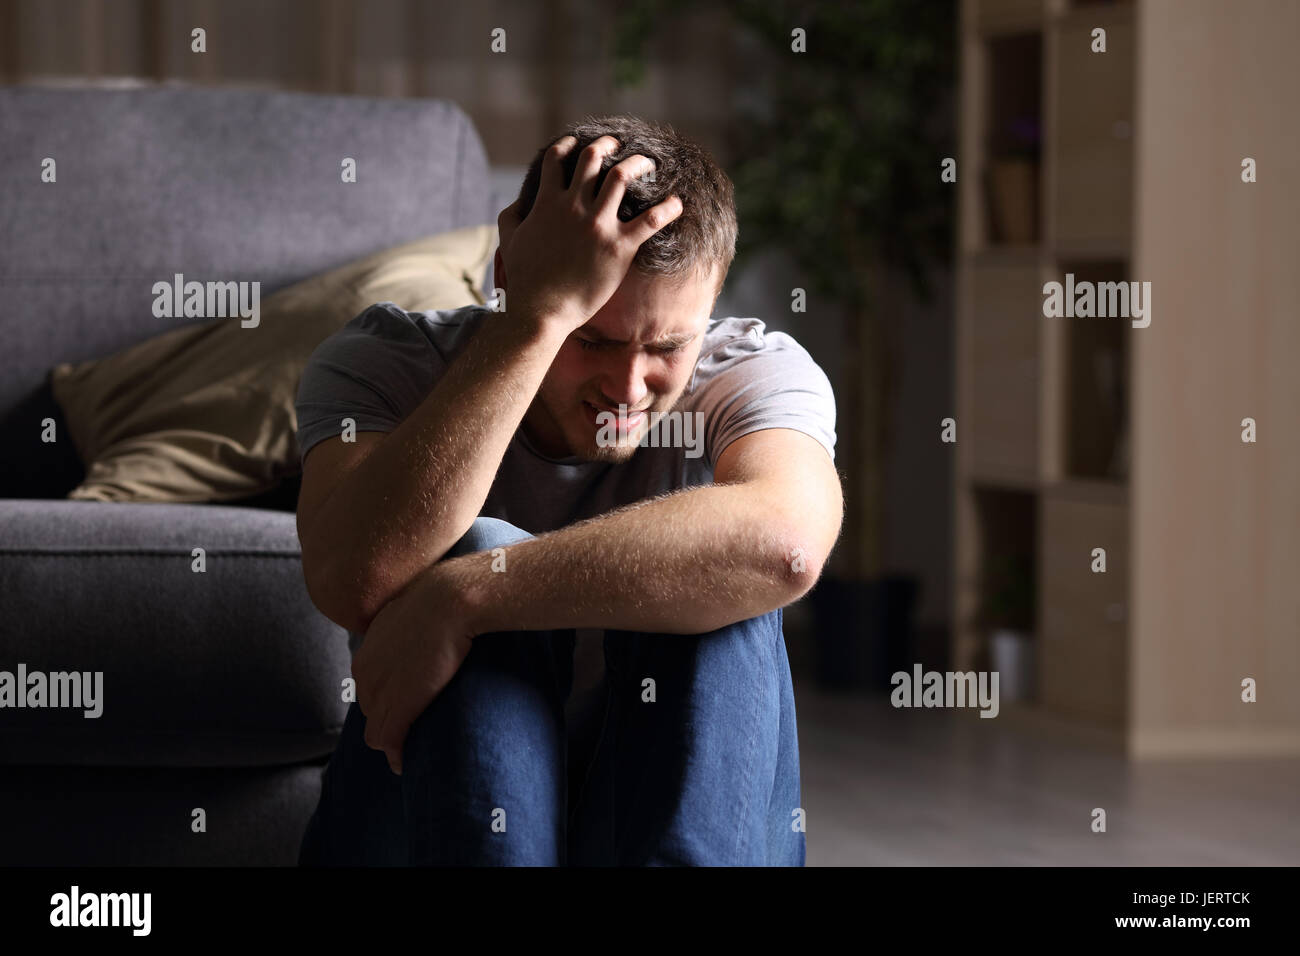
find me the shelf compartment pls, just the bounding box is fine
[970,486,1038,662]
[1053,259,1131,481]
[981,31,1044,246]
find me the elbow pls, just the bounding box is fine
[301,546,379,634]
[777,494,842,605]
[772,522,834,606]
[780,543,827,604]
[299,521,467,633]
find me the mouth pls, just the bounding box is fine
[583,401,648,433]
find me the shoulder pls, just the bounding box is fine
[342,300,490,355]
[680,316,837,468]
[298,300,490,404]
[688,316,829,390]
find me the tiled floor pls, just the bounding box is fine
[793,682,1300,866]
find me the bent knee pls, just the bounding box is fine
[446,516,534,558]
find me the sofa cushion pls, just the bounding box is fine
[0,86,493,499]
[49,225,495,504]
[0,499,350,767]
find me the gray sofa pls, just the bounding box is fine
[0,86,494,864]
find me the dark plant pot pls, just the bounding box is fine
[809,574,920,692]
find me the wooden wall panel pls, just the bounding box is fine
[969,261,1042,480]
[1130,0,1300,757]
[1050,8,1134,246]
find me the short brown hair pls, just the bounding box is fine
[516,115,737,300]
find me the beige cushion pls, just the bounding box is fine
[51,225,496,503]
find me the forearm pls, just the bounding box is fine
[438,482,825,637]
[309,311,569,624]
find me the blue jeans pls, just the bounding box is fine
[298,517,805,866]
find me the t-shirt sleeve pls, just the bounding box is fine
[294,302,442,465]
[689,321,838,472]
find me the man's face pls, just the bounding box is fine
[522,265,717,463]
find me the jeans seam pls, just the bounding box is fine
[767,619,793,857]
[729,617,773,864]
[551,629,570,866]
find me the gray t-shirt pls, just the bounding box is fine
[294,302,837,754]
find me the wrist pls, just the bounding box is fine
[422,552,497,638]
[486,301,574,355]
[502,293,588,338]
[535,305,589,336]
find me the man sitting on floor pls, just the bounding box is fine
[294,115,842,866]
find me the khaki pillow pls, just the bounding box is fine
[51,225,496,503]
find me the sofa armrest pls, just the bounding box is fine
[0,500,351,767]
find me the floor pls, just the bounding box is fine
[793,682,1300,866]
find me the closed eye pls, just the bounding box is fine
[575,337,688,354]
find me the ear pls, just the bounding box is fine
[493,244,507,291]
[494,199,522,290]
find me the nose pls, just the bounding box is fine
[597,351,650,410]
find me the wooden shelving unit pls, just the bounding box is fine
[956,0,1136,728]
[955,0,1300,758]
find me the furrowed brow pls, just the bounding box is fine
[652,331,698,349]
[578,329,698,349]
